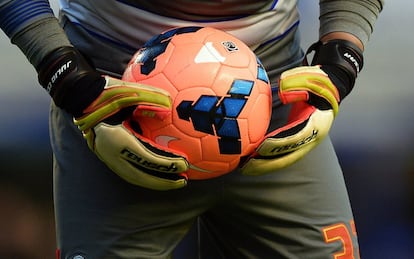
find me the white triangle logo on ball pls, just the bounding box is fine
[194,42,226,64]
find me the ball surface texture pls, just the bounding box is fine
[122,26,272,179]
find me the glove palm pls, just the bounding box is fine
[37,47,190,190]
[241,40,363,175]
[241,67,337,175]
[74,76,190,190]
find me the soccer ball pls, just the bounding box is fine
[122,26,272,180]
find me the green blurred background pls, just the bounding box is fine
[1,0,413,258]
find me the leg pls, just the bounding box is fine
[50,104,211,258]
[198,138,359,258]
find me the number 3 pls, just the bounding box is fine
[322,220,359,259]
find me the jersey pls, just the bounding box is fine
[58,0,303,88]
[59,0,299,51]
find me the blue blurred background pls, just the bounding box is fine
[0,0,413,258]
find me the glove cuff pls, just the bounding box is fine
[36,46,105,116]
[304,40,364,100]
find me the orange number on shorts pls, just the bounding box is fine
[322,221,357,259]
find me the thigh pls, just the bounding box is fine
[50,104,212,259]
[198,138,359,258]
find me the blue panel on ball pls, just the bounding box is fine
[221,97,246,118]
[218,137,242,154]
[256,58,270,83]
[229,79,254,96]
[216,119,240,139]
[193,96,219,112]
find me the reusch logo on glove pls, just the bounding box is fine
[120,148,179,172]
[271,129,318,154]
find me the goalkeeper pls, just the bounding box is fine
[0,0,383,258]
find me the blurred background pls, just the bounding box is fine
[0,0,413,258]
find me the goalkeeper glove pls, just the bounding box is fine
[241,40,363,175]
[36,46,189,190]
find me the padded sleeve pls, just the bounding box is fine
[319,0,384,46]
[0,0,72,67]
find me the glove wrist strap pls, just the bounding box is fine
[304,40,364,99]
[36,46,105,116]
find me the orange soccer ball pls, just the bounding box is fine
[122,26,272,180]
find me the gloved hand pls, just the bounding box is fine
[36,46,189,190]
[241,40,363,175]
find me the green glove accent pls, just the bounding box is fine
[240,65,338,175]
[74,76,190,190]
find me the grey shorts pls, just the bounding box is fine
[52,17,359,259]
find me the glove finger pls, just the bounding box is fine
[241,107,334,176]
[255,108,334,157]
[75,76,172,131]
[101,76,172,109]
[133,104,171,121]
[241,141,318,176]
[92,122,189,190]
[279,66,339,116]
